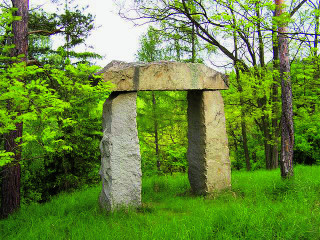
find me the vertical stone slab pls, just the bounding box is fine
[187,90,231,195]
[187,91,207,194]
[99,92,142,211]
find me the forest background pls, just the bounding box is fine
[0,0,319,219]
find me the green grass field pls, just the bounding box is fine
[1,165,320,239]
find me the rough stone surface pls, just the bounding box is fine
[187,90,231,194]
[100,60,229,91]
[99,92,142,210]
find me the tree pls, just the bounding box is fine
[291,56,320,165]
[121,0,275,170]
[1,0,29,219]
[27,1,101,66]
[120,0,309,173]
[275,0,294,178]
[24,2,108,200]
[136,26,193,174]
[0,2,111,217]
[232,22,251,171]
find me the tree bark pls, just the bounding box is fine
[271,17,280,169]
[191,23,196,63]
[10,0,29,62]
[236,68,251,171]
[313,3,320,56]
[240,96,251,171]
[275,0,294,178]
[258,105,272,169]
[1,0,29,218]
[152,92,160,172]
[1,131,22,218]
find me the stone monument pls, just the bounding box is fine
[99,61,231,210]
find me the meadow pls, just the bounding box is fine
[1,165,320,240]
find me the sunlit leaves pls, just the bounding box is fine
[0,58,112,167]
[0,151,15,167]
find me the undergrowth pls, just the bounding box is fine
[1,165,320,239]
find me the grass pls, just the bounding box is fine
[1,165,320,239]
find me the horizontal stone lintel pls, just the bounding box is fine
[100,60,229,91]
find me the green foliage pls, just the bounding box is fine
[136,24,203,63]
[19,63,112,202]
[0,7,19,59]
[60,8,94,49]
[136,26,193,176]
[222,54,320,169]
[0,4,113,204]
[291,56,320,165]
[0,151,14,167]
[222,66,280,170]
[0,56,112,201]
[126,0,320,171]
[1,166,320,239]
[28,9,57,61]
[0,62,66,165]
[137,91,188,175]
[27,2,102,65]
[136,26,163,62]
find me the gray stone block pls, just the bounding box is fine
[99,92,142,210]
[187,90,231,195]
[100,61,229,91]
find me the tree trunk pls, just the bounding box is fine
[240,105,251,171]
[275,0,294,178]
[1,0,29,218]
[256,4,275,170]
[10,0,29,62]
[232,14,251,171]
[191,23,196,63]
[152,92,160,172]
[1,129,22,218]
[271,18,280,169]
[313,3,320,56]
[257,98,272,169]
[236,70,251,171]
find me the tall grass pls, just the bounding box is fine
[1,165,320,239]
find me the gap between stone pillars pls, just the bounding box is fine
[99,92,142,211]
[187,90,231,195]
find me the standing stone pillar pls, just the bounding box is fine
[99,92,142,210]
[187,90,231,195]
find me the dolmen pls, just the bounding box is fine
[98,61,231,211]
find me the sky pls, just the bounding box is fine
[30,0,148,67]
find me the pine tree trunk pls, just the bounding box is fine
[11,0,29,62]
[1,0,29,218]
[1,124,22,218]
[1,161,21,218]
[275,0,294,178]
